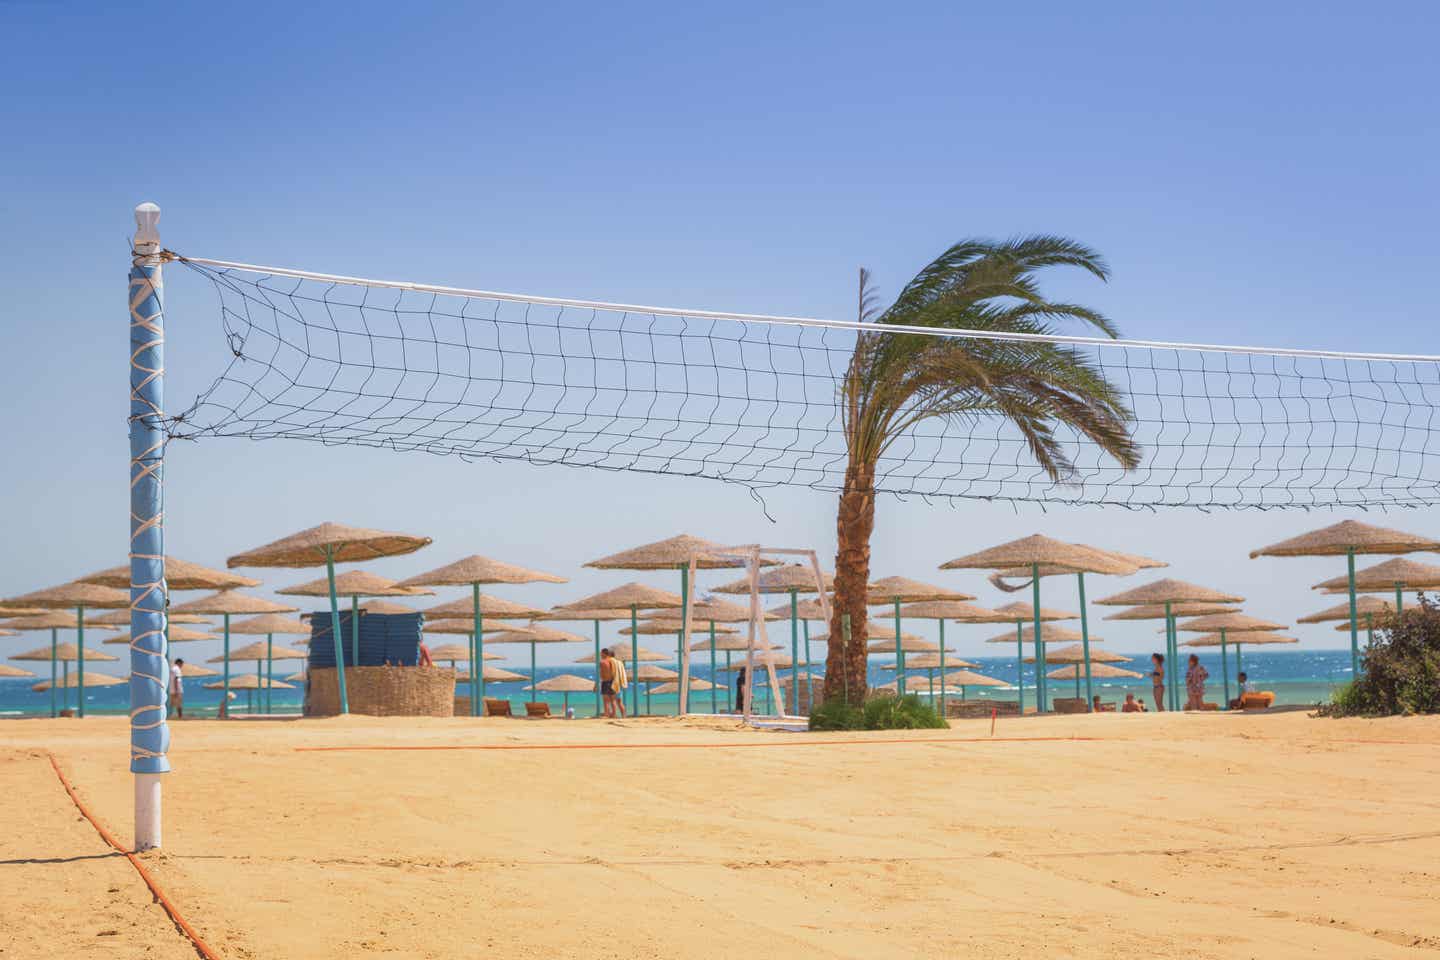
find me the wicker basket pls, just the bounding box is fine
[307,666,455,717]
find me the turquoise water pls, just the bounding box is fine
[0,649,1352,719]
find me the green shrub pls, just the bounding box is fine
[860,694,948,730]
[809,697,864,730]
[1320,597,1440,717]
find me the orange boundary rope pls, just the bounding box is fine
[46,753,220,960]
[295,735,1101,753]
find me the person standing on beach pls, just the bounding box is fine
[1150,653,1165,712]
[1185,653,1209,710]
[735,665,747,713]
[599,648,627,718]
[169,659,185,719]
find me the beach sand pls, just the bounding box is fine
[2,710,1437,959]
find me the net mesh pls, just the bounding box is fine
[167,258,1440,511]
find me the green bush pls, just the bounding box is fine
[861,694,948,730]
[1319,597,1440,717]
[808,697,864,730]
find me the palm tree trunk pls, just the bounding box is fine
[826,461,875,703]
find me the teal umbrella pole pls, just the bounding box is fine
[645,682,652,715]
[1077,572,1094,712]
[1395,582,1404,614]
[928,667,935,700]
[1015,621,1025,714]
[708,621,717,714]
[48,627,57,718]
[323,547,349,715]
[1236,641,1244,680]
[938,620,947,717]
[1366,612,1374,646]
[265,633,274,715]
[1074,671,1080,698]
[789,590,800,709]
[725,650,732,710]
[593,619,602,716]
[75,605,86,718]
[1031,565,1045,713]
[802,619,813,710]
[221,612,232,719]
[62,661,70,711]
[1220,629,1230,709]
[1163,601,1176,712]
[678,563,690,714]
[255,658,262,712]
[1346,548,1359,677]
[530,642,538,703]
[893,598,905,695]
[472,583,485,716]
[629,605,640,716]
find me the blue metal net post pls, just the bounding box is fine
[129,202,170,849]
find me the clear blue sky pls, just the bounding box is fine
[2,1,1437,667]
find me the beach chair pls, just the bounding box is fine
[524,701,551,719]
[1052,697,1088,714]
[482,698,513,717]
[1239,691,1275,710]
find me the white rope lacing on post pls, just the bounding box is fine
[168,252,1440,363]
[129,266,167,764]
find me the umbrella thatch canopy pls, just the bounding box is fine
[0,605,44,618]
[700,597,782,622]
[765,596,831,620]
[205,675,293,690]
[1172,613,1287,634]
[0,582,131,611]
[621,620,739,636]
[1,613,117,631]
[574,643,666,663]
[865,634,938,654]
[422,618,526,636]
[32,672,124,691]
[175,662,219,678]
[228,522,432,568]
[1313,557,1440,594]
[227,614,311,635]
[457,666,530,683]
[940,669,1009,688]
[535,606,636,623]
[584,534,757,570]
[171,591,298,616]
[89,610,211,626]
[1047,663,1144,680]
[0,628,14,637]
[209,641,307,663]
[77,558,260,591]
[985,625,1096,644]
[562,583,685,611]
[1025,645,1130,664]
[867,577,975,603]
[1102,602,1237,621]
[362,600,417,614]
[1249,520,1440,559]
[486,627,584,645]
[427,642,503,661]
[1184,633,1299,647]
[810,621,895,643]
[992,601,1077,622]
[721,655,793,671]
[898,600,1009,623]
[636,664,680,682]
[528,674,595,693]
[714,563,834,595]
[649,678,718,695]
[1094,579,1244,606]
[12,643,118,662]
[279,570,435,598]
[103,625,217,644]
[394,555,565,589]
[1297,596,1396,624]
[0,664,35,678]
[284,670,307,682]
[689,636,781,652]
[882,654,978,670]
[426,595,547,619]
[940,535,1136,575]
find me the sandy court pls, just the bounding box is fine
[2,711,1438,959]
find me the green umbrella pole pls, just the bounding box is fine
[709,621,718,714]
[893,598,905,696]
[530,642,538,703]
[790,590,800,710]
[630,606,640,716]
[645,683,652,715]
[929,668,935,700]
[1395,582,1404,615]
[593,620,602,716]
[1074,672,1080,698]
[471,583,484,716]
[222,612,232,719]
[255,658,262,712]
[62,661,70,711]
[323,548,349,715]
[1366,612,1374,646]
[1015,621,1025,714]
[1031,565,1045,712]
[938,620,947,716]
[1346,548,1359,677]
[247,689,254,713]
[265,633,274,715]
[1077,572,1094,712]
[48,627,57,718]
[725,649,732,710]
[75,605,86,719]
[1236,642,1244,679]
[1220,630,1230,710]
[678,563,689,714]
[802,619,813,710]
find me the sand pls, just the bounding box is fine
[1,710,1438,959]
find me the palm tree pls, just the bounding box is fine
[824,236,1142,702]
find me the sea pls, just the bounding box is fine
[0,649,1353,720]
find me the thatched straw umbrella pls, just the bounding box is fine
[1312,557,1440,614]
[938,668,1009,701]
[485,627,584,707]
[1047,662,1144,685]
[279,570,433,670]
[537,606,634,715]
[1171,612,1287,708]
[891,599,1008,714]
[983,601,1075,714]
[227,614,310,714]
[12,641,119,713]
[0,662,33,678]
[1093,579,1243,711]
[764,595,832,693]
[171,592,298,719]
[573,642,667,663]
[358,600,416,615]
[228,522,432,715]
[102,626,216,645]
[1184,632,1298,697]
[1025,644,1130,664]
[77,557,260,592]
[649,677,718,697]
[1032,648,1136,698]
[633,664,680,713]
[284,670,307,683]
[1297,596,1394,649]
[203,673,294,714]
[175,662,218,679]
[393,555,564,716]
[456,665,530,685]
[623,615,741,709]
[1,613,116,717]
[587,534,759,714]
[425,595,546,619]
[1251,520,1440,679]
[32,671,125,694]
[880,650,977,701]
[558,583,683,716]
[862,577,973,698]
[0,583,129,718]
[427,642,503,669]
[1101,602,1236,621]
[941,536,1132,711]
[716,564,834,709]
[526,674,595,715]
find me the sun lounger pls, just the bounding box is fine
[482,698,513,717]
[1052,697,1088,714]
[524,701,551,718]
[1239,691,1275,710]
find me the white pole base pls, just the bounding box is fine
[134,774,162,851]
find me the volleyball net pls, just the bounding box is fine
[164,253,1440,511]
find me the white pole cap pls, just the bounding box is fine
[133,202,161,254]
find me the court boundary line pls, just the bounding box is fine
[46,753,220,960]
[295,735,1101,753]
